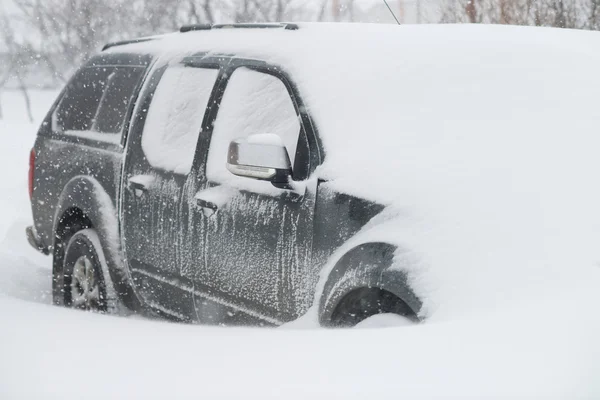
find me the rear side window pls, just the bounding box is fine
[141,66,219,175]
[53,66,144,140]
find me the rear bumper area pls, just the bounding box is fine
[26,226,49,255]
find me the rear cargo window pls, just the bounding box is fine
[54,68,112,132]
[53,66,144,142]
[94,68,145,134]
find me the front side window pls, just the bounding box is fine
[141,66,219,175]
[53,66,145,139]
[206,67,301,183]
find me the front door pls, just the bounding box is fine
[191,63,319,325]
[122,63,220,320]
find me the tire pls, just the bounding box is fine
[330,287,419,328]
[62,229,123,313]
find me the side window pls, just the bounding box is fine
[206,67,301,183]
[93,67,145,134]
[53,66,145,139]
[53,67,112,132]
[141,66,219,175]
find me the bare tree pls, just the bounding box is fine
[0,12,34,121]
[465,0,478,22]
[441,0,586,28]
[0,0,339,121]
[187,0,216,24]
[587,0,600,28]
[12,0,139,80]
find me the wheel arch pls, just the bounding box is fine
[318,242,423,326]
[52,176,141,311]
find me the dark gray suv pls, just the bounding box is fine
[26,23,422,327]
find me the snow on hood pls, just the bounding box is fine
[116,24,600,320]
[308,25,600,321]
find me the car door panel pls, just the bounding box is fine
[215,185,318,318]
[121,62,220,320]
[124,170,195,320]
[190,61,320,324]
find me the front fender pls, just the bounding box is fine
[318,242,422,325]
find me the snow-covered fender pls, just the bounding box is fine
[318,242,422,325]
[52,175,141,311]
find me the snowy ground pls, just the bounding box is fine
[1,89,600,399]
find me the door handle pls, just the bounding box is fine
[128,175,154,198]
[195,197,218,217]
[196,198,218,212]
[194,186,236,217]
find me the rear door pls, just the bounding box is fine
[121,60,221,320]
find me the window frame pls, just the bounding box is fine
[124,55,229,179]
[91,67,146,136]
[138,63,221,176]
[198,57,323,184]
[51,66,115,135]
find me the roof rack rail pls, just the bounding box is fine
[180,24,212,32]
[180,23,299,33]
[102,37,156,51]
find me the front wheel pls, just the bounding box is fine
[62,229,118,313]
[330,287,419,328]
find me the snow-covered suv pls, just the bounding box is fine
[26,22,600,326]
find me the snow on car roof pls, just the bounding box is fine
[112,24,600,321]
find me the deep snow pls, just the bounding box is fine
[1,39,600,398]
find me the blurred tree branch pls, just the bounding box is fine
[440,0,587,28]
[0,12,34,121]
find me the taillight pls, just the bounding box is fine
[28,149,35,199]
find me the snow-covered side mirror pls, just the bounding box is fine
[226,134,292,189]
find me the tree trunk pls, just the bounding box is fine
[466,0,478,23]
[203,0,214,24]
[17,74,34,123]
[398,0,405,24]
[332,0,340,21]
[499,0,508,24]
[317,0,328,21]
[276,0,284,20]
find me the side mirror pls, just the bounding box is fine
[226,134,292,189]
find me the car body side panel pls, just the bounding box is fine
[311,183,385,272]
[31,52,154,250]
[32,137,123,251]
[30,52,155,311]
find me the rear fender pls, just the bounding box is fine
[52,176,141,311]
